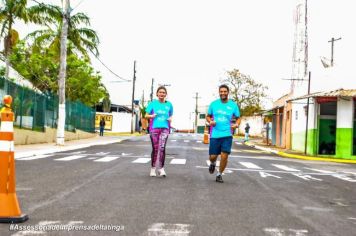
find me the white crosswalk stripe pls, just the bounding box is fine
[132,157,151,163]
[170,159,186,165]
[206,160,220,167]
[239,162,262,169]
[272,164,300,172]
[304,168,335,174]
[54,155,86,161]
[19,154,53,160]
[94,156,120,162]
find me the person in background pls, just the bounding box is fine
[244,123,250,142]
[206,84,240,183]
[99,117,106,136]
[145,86,173,177]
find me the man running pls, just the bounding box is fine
[206,84,240,183]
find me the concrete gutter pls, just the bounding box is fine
[245,141,356,164]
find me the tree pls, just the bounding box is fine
[10,42,109,106]
[9,40,58,91]
[0,0,56,80]
[22,1,99,145]
[221,69,268,116]
[25,4,99,60]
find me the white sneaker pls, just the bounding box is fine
[150,168,156,177]
[158,168,166,177]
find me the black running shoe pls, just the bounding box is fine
[216,175,224,183]
[208,162,216,174]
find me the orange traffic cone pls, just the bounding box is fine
[203,126,209,144]
[0,95,28,223]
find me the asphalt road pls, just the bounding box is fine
[1,133,356,236]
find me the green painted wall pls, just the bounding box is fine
[336,128,354,159]
[291,129,317,155]
[319,119,336,155]
[354,121,356,156]
[291,131,305,152]
[307,129,318,155]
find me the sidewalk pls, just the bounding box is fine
[14,134,137,159]
[244,137,356,164]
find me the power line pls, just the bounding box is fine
[90,50,131,82]
[71,0,87,12]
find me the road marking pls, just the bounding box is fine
[239,162,262,169]
[332,174,356,182]
[170,159,186,165]
[303,206,333,212]
[54,155,86,161]
[224,169,233,174]
[259,172,281,178]
[304,168,335,174]
[343,171,356,176]
[206,160,220,167]
[235,142,243,145]
[95,152,110,155]
[71,151,86,154]
[132,157,151,163]
[272,164,300,172]
[121,152,132,156]
[94,156,120,162]
[196,140,202,143]
[170,140,177,142]
[147,223,191,236]
[264,228,308,236]
[292,173,322,181]
[242,149,267,153]
[184,140,190,143]
[19,154,53,160]
[193,147,209,151]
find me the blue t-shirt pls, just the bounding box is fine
[146,100,173,129]
[208,99,240,138]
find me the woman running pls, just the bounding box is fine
[145,86,173,177]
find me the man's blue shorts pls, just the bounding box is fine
[209,136,233,155]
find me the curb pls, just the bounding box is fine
[244,142,356,164]
[15,139,124,159]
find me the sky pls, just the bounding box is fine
[13,0,356,129]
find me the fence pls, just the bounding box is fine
[0,76,95,133]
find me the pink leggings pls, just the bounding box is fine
[149,128,169,168]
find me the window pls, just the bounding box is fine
[199,114,206,119]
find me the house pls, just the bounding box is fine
[266,89,355,160]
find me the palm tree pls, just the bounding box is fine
[30,1,99,145]
[0,0,56,81]
[25,5,99,60]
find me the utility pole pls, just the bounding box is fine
[150,78,154,101]
[131,61,137,134]
[304,71,311,155]
[328,37,342,66]
[193,92,201,133]
[56,0,70,145]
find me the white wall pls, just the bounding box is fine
[238,116,264,137]
[291,99,308,134]
[111,112,135,133]
[337,98,354,128]
[96,112,135,133]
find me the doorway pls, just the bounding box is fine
[318,101,337,155]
